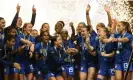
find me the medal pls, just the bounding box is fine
[116,50,120,54]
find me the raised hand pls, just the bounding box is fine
[104,5,110,12]
[16,3,21,13]
[86,4,91,12]
[32,5,36,14]
[69,22,74,27]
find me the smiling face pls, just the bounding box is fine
[81,27,88,39]
[77,23,84,34]
[61,30,68,41]
[55,22,63,34]
[41,31,50,43]
[96,23,105,33]
[8,28,16,36]
[117,22,125,34]
[32,30,38,37]
[6,37,15,48]
[23,23,32,35]
[98,28,106,37]
[55,36,62,48]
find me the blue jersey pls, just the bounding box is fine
[0,42,14,67]
[115,32,132,64]
[62,39,75,63]
[16,33,35,62]
[72,34,82,65]
[34,42,51,68]
[85,34,97,65]
[97,41,115,68]
[79,33,97,61]
[47,46,68,72]
[0,31,4,42]
[91,30,97,37]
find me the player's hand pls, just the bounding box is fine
[13,63,21,70]
[32,5,36,14]
[69,22,74,27]
[16,4,21,13]
[101,52,106,57]
[86,4,91,12]
[104,5,110,12]
[29,51,33,58]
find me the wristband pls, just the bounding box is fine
[86,12,89,15]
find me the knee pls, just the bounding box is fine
[88,73,95,79]
[79,76,86,80]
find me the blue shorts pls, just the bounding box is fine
[4,67,19,74]
[19,62,34,74]
[79,60,87,73]
[44,71,62,80]
[115,62,133,71]
[61,64,74,76]
[75,65,79,70]
[10,67,19,74]
[34,68,42,78]
[98,68,115,76]
[4,67,10,74]
[87,62,96,69]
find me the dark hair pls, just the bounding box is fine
[4,26,14,37]
[58,21,65,27]
[6,26,15,32]
[86,24,91,32]
[81,24,91,32]
[0,17,4,20]
[61,30,68,35]
[40,31,50,37]
[5,35,15,43]
[79,22,86,27]
[41,23,49,28]
[97,23,105,28]
[120,21,132,34]
[51,36,59,46]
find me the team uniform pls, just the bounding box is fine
[61,39,75,77]
[73,34,82,71]
[16,33,35,74]
[0,41,20,75]
[79,33,97,73]
[0,42,15,80]
[0,31,4,42]
[34,42,51,79]
[47,46,69,78]
[115,32,133,71]
[96,40,115,77]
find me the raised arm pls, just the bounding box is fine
[69,22,75,38]
[104,5,112,27]
[86,4,91,26]
[30,5,36,27]
[86,4,93,32]
[10,4,20,27]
